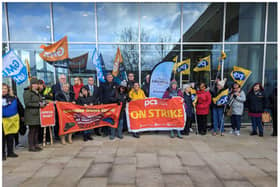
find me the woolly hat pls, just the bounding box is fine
[120,80,127,88]
[217,78,227,88]
[183,84,191,90]
[170,80,178,87]
[30,77,39,85]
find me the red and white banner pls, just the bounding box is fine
[56,102,122,135]
[40,102,55,127]
[126,97,186,132]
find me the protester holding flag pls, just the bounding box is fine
[229,82,246,136]
[246,83,265,137]
[211,78,227,136]
[142,74,150,97]
[196,82,212,135]
[55,83,76,144]
[182,84,194,136]
[73,77,84,100]
[163,80,184,139]
[77,86,94,141]
[24,78,46,152]
[100,73,118,137]
[2,83,24,160]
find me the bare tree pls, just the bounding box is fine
[155,34,172,59]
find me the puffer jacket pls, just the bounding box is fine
[196,90,212,115]
[23,89,42,126]
[230,90,246,115]
[247,90,265,113]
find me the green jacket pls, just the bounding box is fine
[23,89,42,126]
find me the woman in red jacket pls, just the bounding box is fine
[196,82,212,135]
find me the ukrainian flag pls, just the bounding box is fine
[173,59,191,75]
[3,114,20,135]
[212,89,229,105]
[193,55,211,72]
[230,66,252,87]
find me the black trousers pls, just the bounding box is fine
[272,110,277,135]
[28,125,40,149]
[183,116,192,134]
[2,132,15,156]
[54,106,59,139]
[197,115,208,134]
[38,127,51,143]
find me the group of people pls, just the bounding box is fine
[2,72,277,161]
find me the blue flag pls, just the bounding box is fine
[2,50,28,85]
[92,48,106,83]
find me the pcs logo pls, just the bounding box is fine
[233,71,245,81]
[177,64,188,73]
[197,60,208,68]
[216,96,228,105]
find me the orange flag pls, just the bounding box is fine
[112,48,123,77]
[25,59,31,81]
[39,36,69,62]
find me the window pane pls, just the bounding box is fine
[226,3,266,42]
[97,3,138,42]
[7,3,51,41]
[140,3,181,42]
[99,45,139,80]
[264,45,277,98]
[224,44,264,92]
[53,3,95,42]
[183,3,223,42]
[2,3,6,41]
[267,3,277,41]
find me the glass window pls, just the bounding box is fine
[97,3,138,42]
[226,3,266,42]
[264,45,277,98]
[2,3,7,41]
[224,44,264,92]
[53,3,95,42]
[183,3,223,42]
[140,3,181,42]
[7,3,51,41]
[267,3,277,42]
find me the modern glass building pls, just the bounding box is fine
[2,2,278,109]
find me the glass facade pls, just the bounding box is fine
[2,2,278,121]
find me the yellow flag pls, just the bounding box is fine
[212,89,229,105]
[2,114,20,135]
[230,66,252,87]
[173,59,191,75]
[173,56,178,62]
[25,59,31,81]
[221,51,227,60]
[193,55,211,72]
[190,88,197,106]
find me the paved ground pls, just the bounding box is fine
[3,126,277,187]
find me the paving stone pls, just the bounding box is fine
[115,156,136,165]
[78,177,107,187]
[163,174,194,187]
[177,152,206,166]
[80,146,100,152]
[116,147,136,157]
[136,153,159,168]
[136,168,164,187]
[185,166,223,187]
[46,156,73,165]
[94,153,115,163]
[159,156,185,174]
[109,164,136,185]
[157,149,177,157]
[107,185,136,187]
[19,177,54,187]
[247,176,277,187]
[76,151,97,158]
[3,175,29,187]
[224,181,255,187]
[247,158,277,172]
[65,158,94,168]
[189,140,214,153]
[84,163,112,177]
[33,165,63,178]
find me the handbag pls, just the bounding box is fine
[225,105,232,116]
[262,112,272,123]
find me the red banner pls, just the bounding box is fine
[126,97,186,132]
[40,102,55,127]
[56,102,122,135]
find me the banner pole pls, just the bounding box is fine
[49,126,53,145]
[43,127,46,147]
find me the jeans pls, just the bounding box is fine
[110,113,124,138]
[251,117,263,134]
[212,107,224,132]
[231,115,241,131]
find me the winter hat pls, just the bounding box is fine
[120,80,127,87]
[217,78,227,88]
[170,80,178,87]
[183,84,191,90]
[30,77,39,85]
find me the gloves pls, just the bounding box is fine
[233,95,237,98]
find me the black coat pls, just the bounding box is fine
[116,91,130,111]
[55,91,75,102]
[76,96,93,106]
[99,82,118,104]
[84,85,100,104]
[127,80,135,91]
[183,92,193,117]
[247,90,265,113]
[52,83,73,99]
[142,82,150,97]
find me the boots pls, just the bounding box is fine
[60,136,66,145]
[68,134,72,144]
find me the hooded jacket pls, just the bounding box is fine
[196,90,212,115]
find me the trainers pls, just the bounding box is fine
[189,128,193,133]
[229,129,234,134]
[235,131,240,136]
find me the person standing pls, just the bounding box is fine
[142,74,150,97]
[2,83,24,159]
[229,82,246,136]
[85,77,101,136]
[127,73,136,91]
[99,73,118,137]
[196,82,212,135]
[55,83,76,144]
[182,84,193,136]
[211,78,227,136]
[73,77,84,100]
[247,83,265,137]
[163,80,183,138]
[24,78,46,152]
